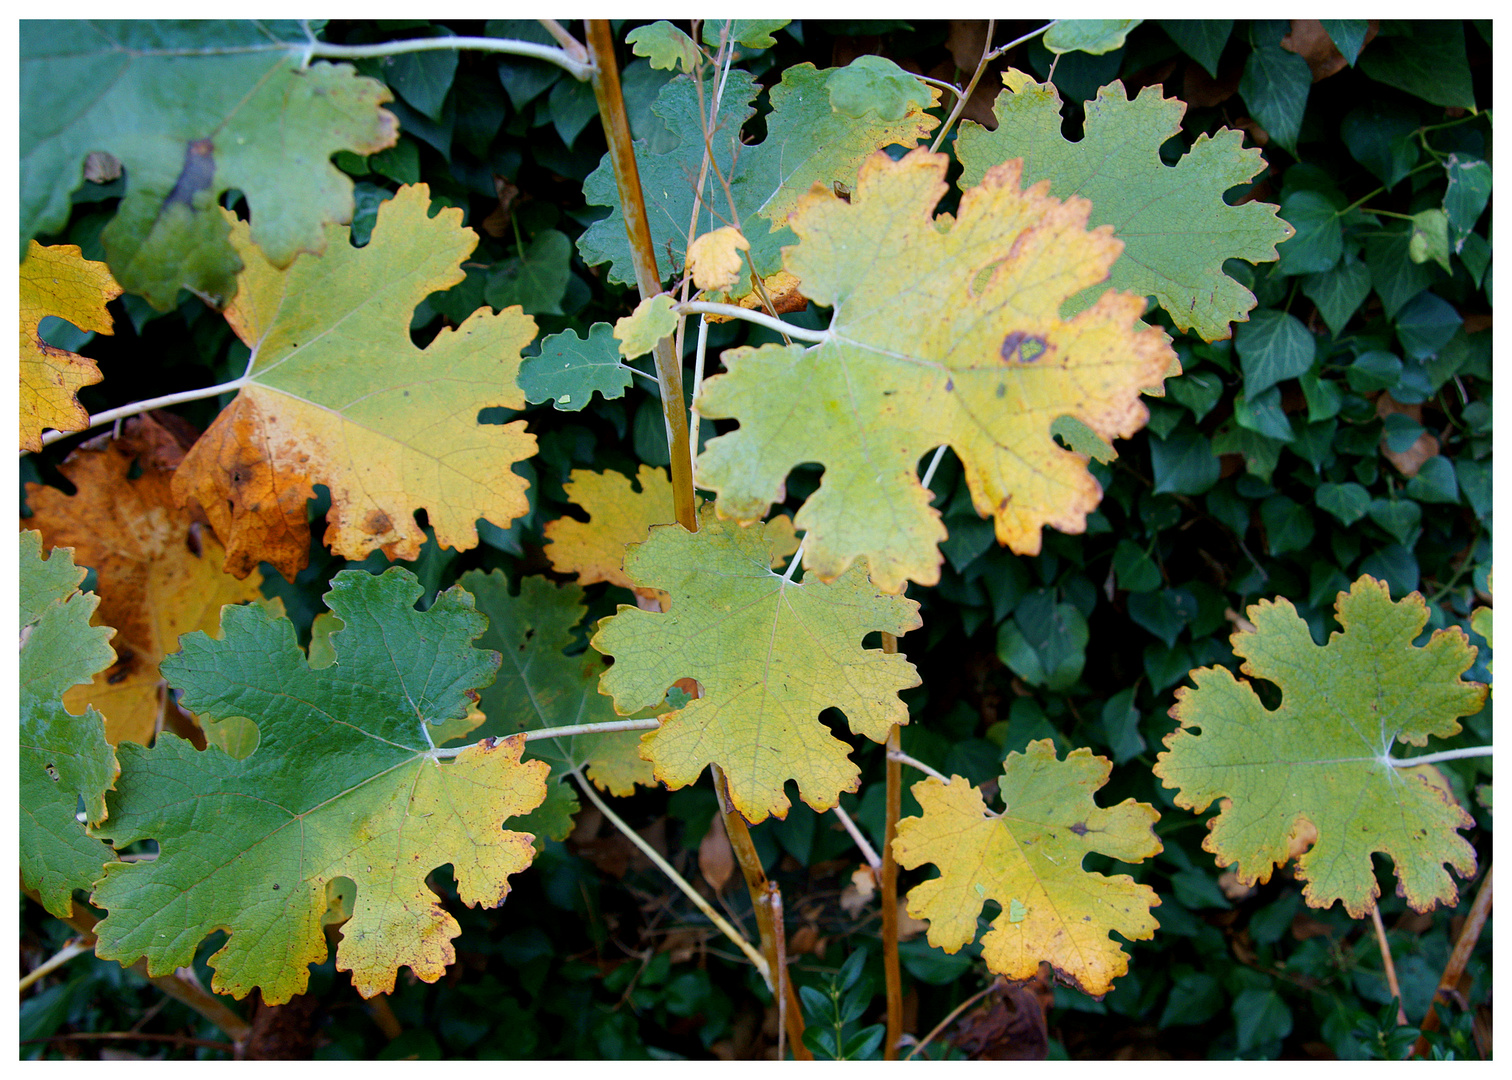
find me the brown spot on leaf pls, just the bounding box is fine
[1000,331,1050,364]
[163,138,216,210]
[363,509,393,537]
[1069,821,1088,836]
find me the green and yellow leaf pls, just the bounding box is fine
[172,184,537,581]
[91,568,548,1004]
[1154,576,1485,916]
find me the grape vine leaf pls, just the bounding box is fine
[956,79,1294,341]
[592,503,921,823]
[578,63,937,297]
[545,465,798,608]
[695,149,1176,593]
[462,571,656,818]
[518,322,632,411]
[20,532,120,917]
[892,740,1161,997]
[19,241,121,452]
[1044,20,1143,56]
[90,568,549,1004]
[21,21,398,310]
[616,295,678,359]
[626,21,699,73]
[826,55,933,121]
[171,184,538,582]
[1153,576,1486,917]
[26,416,267,745]
[687,227,751,292]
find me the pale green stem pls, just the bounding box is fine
[920,445,949,491]
[305,36,593,80]
[987,20,1057,62]
[888,749,949,783]
[781,540,806,584]
[832,803,881,871]
[33,376,249,451]
[422,718,663,760]
[568,769,772,983]
[913,73,964,101]
[1389,746,1493,768]
[930,18,995,153]
[19,937,92,994]
[676,301,830,343]
[690,314,711,482]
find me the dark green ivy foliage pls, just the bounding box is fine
[22,18,1490,1061]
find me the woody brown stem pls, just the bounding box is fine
[585,19,696,530]
[880,633,905,1059]
[1369,904,1408,1026]
[1411,864,1492,1058]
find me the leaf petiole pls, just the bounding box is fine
[1388,745,1493,768]
[887,749,949,783]
[676,300,831,343]
[304,35,594,81]
[33,376,250,451]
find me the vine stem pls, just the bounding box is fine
[34,376,249,450]
[1388,746,1493,768]
[676,300,831,343]
[19,936,93,994]
[419,718,662,759]
[566,770,769,978]
[880,644,905,1059]
[305,35,593,80]
[831,803,881,872]
[21,888,251,1045]
[986,20,1058,62]
[1370,905,1409,1026]
[1411,863,1492,1058]
[888,748,950,783]
[929,19,995,154]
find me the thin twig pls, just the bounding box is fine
[770,884,788,1062]
[888,749,950,784]
[905,979,998,1060]
[930,19,996,153]
[1370,905,1409,1026]
[567,769,770,979]
[536,19,588,64]
[19,937,93,994]
[831,803,882,872]
[986,21,1057,62]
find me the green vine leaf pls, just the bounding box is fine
[519,322,632,411]
[695,149,1175,593]
[21,21,398,310]
[90,568,548,1004]
[1154,576,1485,917]
[592,504,921,824]
[19,532,120,918]
[957,79,1293,341]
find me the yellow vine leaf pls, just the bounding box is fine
[687,226,751,292]
[19,241,121,452]
[592,503,920,823]
[695,149,1177,593]
[172,184,537,581]
[545,465,798,608]
[615,294,678,360]
[893,740,1162,997]
[25,416,266,745]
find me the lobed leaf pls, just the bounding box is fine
[1154,576,1485,917]
[90,568,548,1003]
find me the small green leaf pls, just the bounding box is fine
[520,322,631,411]
[627,21,699,73]
[826,55,931,122]
[1395,292,1462,362]
[486,228,573,315]
[1403,456,1460,505]
[1160,20,1232,78]
[1302,255,1372,337]
[1234,387,1296,443]
[1408,209,1452,274]
[1368,498,1422,545]
[1044,20,1142,56]
[1259,494,1313,556]
[1366,229,1433,319]
[1277,190,1343,275]
[614,294,678,359]
[1319,20,1370,65]
[1235,309,1316,398]
[1358,22,1475,109]
[702,20,789,50]
[1051,415,1117,463]
[1443,155,1492,251]
[1238,45,1311,155]
[1315,482,1371,526]
[1341,103,1421,190]
[1150,427,1221,496]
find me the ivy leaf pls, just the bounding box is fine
[462,571,655,808]
[19,242,121,452]
[26,416,269,746]
[518,322,632,411]
[91,568,549,1004]
[1237,43,1311,156]
[1154,576,1485,916]
[546,465,798,609]
[892,740,1161,997]
[591,504,921,823]
[20,532,120,917]
[696,149,1175,593]
[1443,155,1492,251]
[485,228,573,316]
[579,64,937,295]
[957,79,1292,341]
[21,21,398,310]
[172,184,538,582]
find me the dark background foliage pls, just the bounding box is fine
[21,18,1491,1060]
